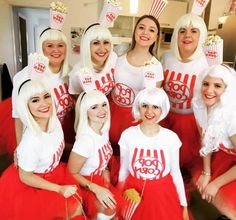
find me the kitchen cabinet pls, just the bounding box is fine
[109,1,188,45]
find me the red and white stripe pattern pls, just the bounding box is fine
[122,197,140,220]
[149,0,168,19]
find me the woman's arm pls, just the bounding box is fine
[202,134,236,202]
[68,152,116,209]
[196,153,212,194]
[15,118,23,145]
[19,168,77,198]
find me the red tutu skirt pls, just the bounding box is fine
[123,174,183,220]
[0,97,16,155]
[81,174,125,219]
[160,111,201,169]
[192,150,236,218]
[0,163,82,220]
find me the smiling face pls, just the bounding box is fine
[134,17,158,48]
[87,101,108,127]
[42,40,66,69]
[139,103,162,124]
[90,39,111,70]
[28,91,53,121]
[178,26,200,59]
[201,75,226,107]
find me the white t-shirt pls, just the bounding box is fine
[17,118,64,174]
[72,127,113,176]
[111,54,164,107]
[118,125,187,206]
[69,51,117,95]
[161,51,208,114]
[12,66,74,124]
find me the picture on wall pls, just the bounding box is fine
[70,27,84,54]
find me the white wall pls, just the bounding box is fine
[1,0,102,77]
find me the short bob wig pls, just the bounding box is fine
[171,13,208,61]
[74,90,110,138]
[132,87,170,123]
[37,28,70,77]
[80,24,113,73]
[16,80,57,135]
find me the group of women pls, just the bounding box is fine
[0,9,236,220]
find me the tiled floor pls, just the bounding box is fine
[0,154,223,220]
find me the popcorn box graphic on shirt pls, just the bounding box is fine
[203,35,223,66]
[78,68,97,92]
[98,0,121,26]
[149,0,168,19]
[191,0,210,16]
[49,1,68,30]
[28,53,49,80]
[142,61,157,88]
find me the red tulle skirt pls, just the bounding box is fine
[0,163,82,220]
[0,97,16,155]
[160,111,201,169]
[123,174,183,220]
[81,174,125,219]
[192,150,236,217]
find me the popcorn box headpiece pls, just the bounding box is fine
[50,1,68,30]
[191,0,210,16]
[149,0,168,18]
[98,0,122,26]
[203,35,224,66]
[28,53,49,81]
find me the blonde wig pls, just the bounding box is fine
[37,28,70,77]
[16,80,57,135]
[132,87,170,123]
[80,24,113,73]
[74,90,110,138]
[171,13,207,61]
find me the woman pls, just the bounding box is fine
[109,15,164,183]
[118,88,189,220]
[2,28,75,158]
[69,23,117,96]
[68,90,124,220]
[161,13,208,180]
[192,64,236,219]
[0,80,84,219]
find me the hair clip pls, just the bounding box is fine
[18,79,31,94]
[149,0,168,18]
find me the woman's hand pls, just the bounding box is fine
[90,183,116,209]
[196,174,211,194]
[59,185,78,198]
[201,180,219,203]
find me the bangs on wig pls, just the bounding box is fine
[80,24,113,73]
[74,90,110,138]
[37,29,69,77]
[16,80,57,135]
[132,88,170,123]
[171,13,207,61]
